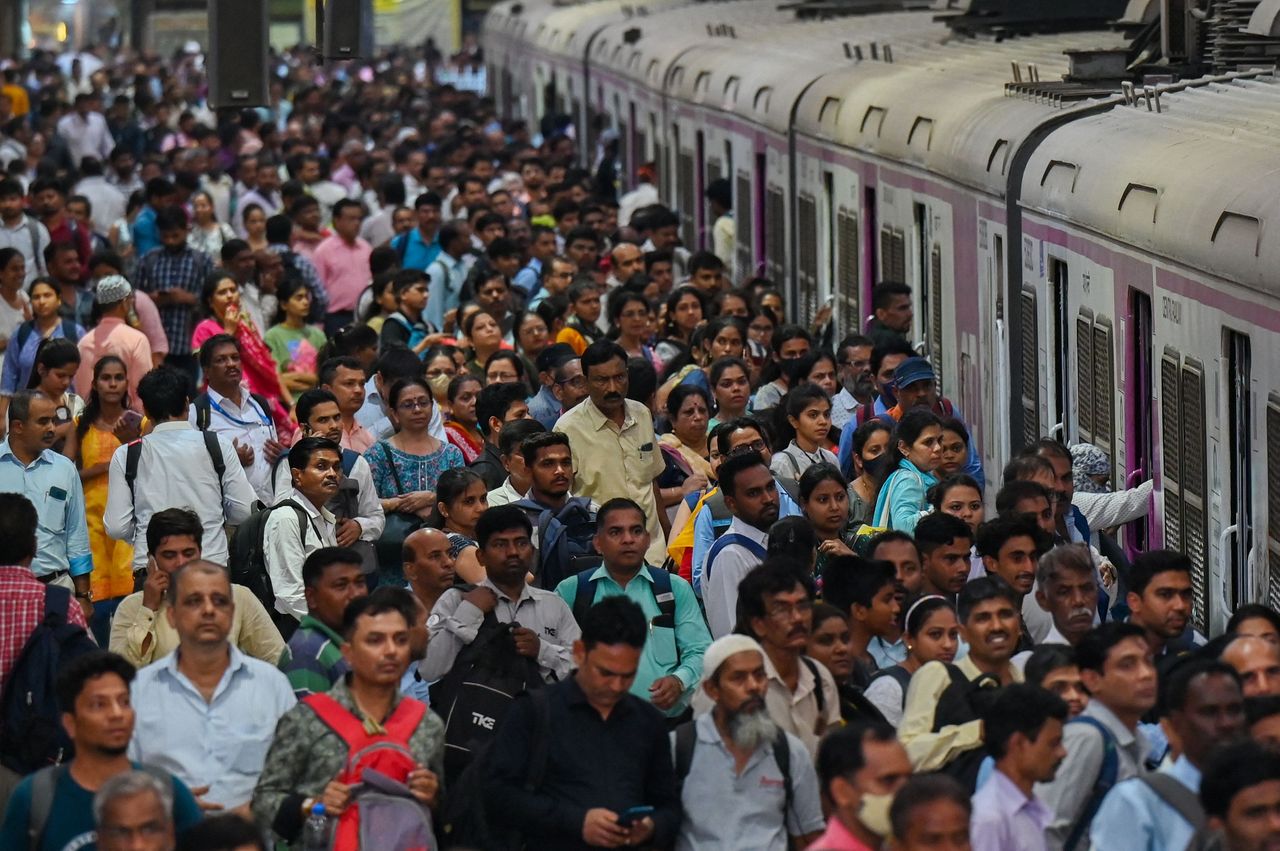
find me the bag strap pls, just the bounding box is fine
[25,218,45,275]
[1138,773,1206,831]
[381,441,408,496]
[27,764,66,851]
[202,431,226,505]
[15,321,31,352]
[305,692,373,749]
[704,533,768,582]
[650,567,676,621]
[870,665,914,708]
[341,448,358,477]
[193,393,211,431]
[382,696,428,743]
[673,720,697,789]
[1063,715,1119,851]
[125,439,143,504]
[772,727,794,822]
[571,568,599,626]
[800,656,827,716]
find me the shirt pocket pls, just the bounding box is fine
[227,722,274,774]
[38,489,67,535]
[648,623,679,669]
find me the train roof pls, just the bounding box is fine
[526,0,694,65]
[1020,69,1280,296]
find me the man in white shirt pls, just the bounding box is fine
[425,221,474,332]
[704,452,779,638]
[0,176,49,284]
[72,157,126,236]
[263,436,341,624]
[105,367,256,573]
[56,94,114,169]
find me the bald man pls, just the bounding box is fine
[609,242,644,287]
[403,527,457,616]
[1223,635,1280,697]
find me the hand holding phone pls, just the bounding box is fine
[616,805,655,829]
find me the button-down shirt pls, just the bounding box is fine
[690,484,800,596]
[278,614,349,698]
[191,387,277,503]
[1088,755,1199,851]
[129,645,296,808]
[389,227,441,271]
[971,769,1052,851]
[556,565,710,716]
[425,251,471,331]
[73,316,151,407]
[486,477,524,507]
[340,418,376,454]
[0,441,92,577]
[704,517,769,639]
[830,387,859,431]
[271,451,385,545]
[104,421,256,571]
[528,384,561,429]
[108,583,284,668]
[674,711,825,851]
[134,245,214,354]
[807,818,878,851]
[421,576,579,683]
[264,489,337,621]
[0,564,90,692]
[555,397,667,565]
[900,656,1024,773]
[56,110,114,167]
[0,214,49,284]
[312,233,373,312]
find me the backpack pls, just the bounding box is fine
[514,496,599,590]
[387,312,430,351]
[928,663,1003,792]
[1063,715,1120,851]
[227,498,311,616]
[0,585,98,775]
[571,566,677,632]
[24,218,47,276]
[304,692,436,851]
[15,318,78,352]
[191,391,273,432]
[428,595,544,786]
[674,719,794,820]
[703,532,768,584]
[869,664,914,709]
[125,431,226,506]
[26,763,173,851]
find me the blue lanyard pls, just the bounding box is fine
[209,395,271,428]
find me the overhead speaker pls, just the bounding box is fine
[208,0,269,109]
[323,0,371,61]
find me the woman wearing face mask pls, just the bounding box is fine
[864,596,960,727]
[871,409,943,534]
[848,419,892,525]
[423,344,459,406]
[929,474,986,581]
[443,374,484,463]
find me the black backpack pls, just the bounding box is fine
[227,498,310,620]
[673,718,794,819]
[514,497,599,590]
[929,663,1003,792]
[124,431,226,506]
[0,585,97,774]
[191,391,273,432]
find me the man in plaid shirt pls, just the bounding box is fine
[135,205,213,381]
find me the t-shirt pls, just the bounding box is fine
[0,762,203,851]
[264,323,328,375]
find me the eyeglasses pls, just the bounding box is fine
[729,439,768,457]
[397,399,432,411]
[766,600,813,621]
[556,375,587,389]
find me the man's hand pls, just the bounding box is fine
[233,439,255,466]
[112,414,141,444]
[649,676,683,711]
[582,808,628,847]
[627,816,656,846]
[680,473,708,498]
[189,785,225,813]
[319,779,351,817]
[335,518,362,547]
[77,596,94,621]
[406,767,440,808]
[511,626,540,659]
[462,586,498,614]
[141,558,169,611]
[263,438,285,465]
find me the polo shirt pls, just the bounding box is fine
[279,614,350,698]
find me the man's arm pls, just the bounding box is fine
[1073,482,1154,531]
[1087,779,1157,851]
[425,263,446,331]
[108,594,158,667]
[704,549,755,639]
[250,706,314,844]
[533,596,581,681]
[102,446,135,542]
[418,588,475,681]
[233,587,286,665]
[642,711,682,847]
[670,577,711,691]
[897,662,983,773]
[63,472,93,578]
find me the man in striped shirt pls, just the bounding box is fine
[278,547,369,698]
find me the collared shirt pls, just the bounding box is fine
[0,214,49,284]
[134,245,214,354]
[104,421,257,571]
[512,257,542,296]
[486,476,525,507]
[73,316,151,407]
[73,174,126,234]
[129,644,297,808]
[264,489,337,620]
[869,635,907,670]
[830,387,859,431]
[191,386,277,502]
[1036,699,1149,851]
[271,451,385,544]
[0,565,90,692]
[108,583,285,669]
[425,250,472,331]
[341,418,376,454]
[971,769,1052,851]
[704,516,770,639]
[389,227,441,271]
[690,485,801,596]
[528,384,561,429]
[1088,754,1200,851]
[312,233,373,312]
[674,711,825,851]
[900,657,1024,773]
[0,441,92,577]
[56,110,114,167]
[555,397,668,565]
[278,615,349,698]
[556,564,711,716]
[422,577,579,682]
[807,818,878,851]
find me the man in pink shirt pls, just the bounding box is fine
[89,253,167,366]
[808,722,913,851]
[311,198,372,335]
[75,276,152,408]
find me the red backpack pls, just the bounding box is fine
[304,693,436,851]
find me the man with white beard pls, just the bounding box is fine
[671,635,826,851]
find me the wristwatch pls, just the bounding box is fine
[75,589,94,601]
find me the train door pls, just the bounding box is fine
[1048,257,1071,442]
[982,228,1011,476]
[1126,290,1155,557]
[1225,331,1255,619]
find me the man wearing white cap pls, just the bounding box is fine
[74,274,152,407]
[671,634,825,851]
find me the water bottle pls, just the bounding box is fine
[303,802,331,851]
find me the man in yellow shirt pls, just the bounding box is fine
[1,71,29,117]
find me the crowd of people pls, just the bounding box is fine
[0,36,1278,851]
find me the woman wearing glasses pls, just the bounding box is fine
[364,376,465,520]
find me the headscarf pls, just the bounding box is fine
[1071,442,1111,494]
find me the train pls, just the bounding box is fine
[480,0,1280,637]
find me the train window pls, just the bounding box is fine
[1076,311,1095,443]
[879,226,906,284]
[1020,289,1040,449]
[736,171,753,277]
[797,195,818,322]
[677,149,696,249]
[1180,359,1209,633]
[930,244,943,387]
[766,186,786,283]
[1161,350,1185,554]
[836,208,860,336]
[1267,396,1280,610]
[1092,318,1115,471]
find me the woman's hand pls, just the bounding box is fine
[399,490,436,513]
[818,538,855,558]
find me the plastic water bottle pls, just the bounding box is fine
[303,802,331,851]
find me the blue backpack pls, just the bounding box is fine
[515,496,599,590]
[704,533,768,583]
[1063,715,1120,851]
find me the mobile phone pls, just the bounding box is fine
[617,805,655,828]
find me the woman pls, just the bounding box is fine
[801,463,858,581]
[485,350,530,394]
[1,277,82,410]
[936,417,971,481]
[187,190,236,261]
[847,420,892,525]
[931,474,986,580]
[364,376,465,517]
[265,276,327,394]
[610,291,658,369]
[514,310,550,382]
[432,468,488,584]
[75,356,140,643]
[0,248,31,361]
[27,337,82,457]
[655,286,704,368]
[1228,604,1280,646]
[656,316,747,411]
[242,203,269,252]
[771,384,838,484]
[424,345,460,408]
[871,409,943,534]
[462,309,507,379]
[808,602,888,723]
[444,374,484,463]
[865,595,960,727]
[708,356,750,429]
[658,384,714,491]
[361,271,398,336]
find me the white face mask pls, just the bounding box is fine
[857,792,895,838]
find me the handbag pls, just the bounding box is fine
[376,441,425,582]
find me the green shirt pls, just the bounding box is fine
[264,323,328,374]
[278,615,348,698]
[555,564,711,716]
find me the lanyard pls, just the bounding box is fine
[209,395,271,428]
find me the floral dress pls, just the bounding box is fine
[364,439,465,499]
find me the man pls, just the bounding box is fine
[0,651,204,850]
[673,634,825,849]
[0,177,49,284]
[823,557,901,686]
[1090,659,1245,850]
[608,242,645,291]
[389,191,443,271]
[996,479,1058,539]
[109,508,284,668]
[888,775,972,851]
[832,334,875,430]
[486,418,547,507]
[105,367,256,573]
[311,198,372,335]
[1127,549,1203,659]
[231,158,282,236]
[705,178,735,269]
[263,437,342,623]
[361,174,406,247]
[528,344,574,428]
[914,512,974,602]
[484,595,680,849]
[1036,622,1158,851]
[688,251,728,298]
[380,268,435,350]
[836,338,914,474]
[318,357,374,453]
[266,215,329,321]
[134,206,214,378]
[425,221,474,332]
[73,275,152,403]
[1029,544,1099,648]
[278,547,370,697]
[557,498,710,719]
[421,505,578,683]
[128,561,296,815]
[32,177,92,275]
[1024,645,1089,718]
[513,224,558,298]
[57,94,115,173]
[93,771,177,851]
[971,685,1069,851]
[1222,635,1280,698]
[0,392,92,606]
[555,340,669,565]
[73,156,127,236]
[1200,742,1280,851]
[899,578,1024,775]
[66,193,111,255]
[811,721,914,851]
[191,334,281,503]
[42,240,92,326]
[470,382,531,491]
[976,515,1049,651]
[703,452,780,638]
[253,589,444,846]
[131,177,177,257]
[403,527,457,618]
[865,281,913,349]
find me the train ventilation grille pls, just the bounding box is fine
[1205,0,1280,72]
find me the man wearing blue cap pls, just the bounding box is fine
[873,356,985,488]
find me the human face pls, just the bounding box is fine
[649,260,674,293]
[673,293,703,334]
[159,225,187,252]
[705,650,769,715]
[1219,779,1280,851]
[304,560,367,631]
[910,608,960,665]
[63,671,134,756]
[96,791,173,851]
[892,798,970,851]
[940,485,984,535]
[750,582,813,652]
[35,187,64,217]
[789,399,831,448]
[486,357,520,386]
[517,314,549,356]
[543,261,574,295]
[573,641,642,712]
[706,324,745,362]
[713,365,750,417]
[778,336,811,362]
[585,355,628,417]
[323,365,366,416]
[1171,672,1245,767]
[392,383,434,433]
[209,277,240,319]
[192,192,214,223]
[0,252,23,290]
[804,477,850,538]
[726,464,780,531]
[807,616,853,681]
[333,203,363,240]
[93,359,129,409]
[572,288,602,324]
[67,200,91,227]
[284,285,312,321]
[397,278,428,313]
[0,191,24,223]
[594,506,650,574]
[392,208,415,234]
[443,479,489,534]
[1041,451,1074,518]
[840,344,874,396]
[937,429,968,478]
[1036,566,1097,644]
[651,224,679,251]
[726,426,772,465]
[415,202,442,235]
[855,428,892,477]
[1014,496,1057,538]
[692,266,724,295]
[1237,617,1280,647]
[859,583,902,639]
[1040,664,1089,717]
[293,448,342,505]
[1082,635,1157,719]
[876,294,913,333]
[530,443,574,501]
[567,238,598,272]
[404,530,457,594]
[877,353,908,397]
[301,399,343,443]
[151,534,201,576]
[14,393,56,454]
[553,359,588,410]
[1252,715,1280,749]
[1015,716,1067,785]
[446,378,478,426]
[984,535,1039,597]
[895,378,937,412]
[480,526,535,587]
[900,425,943,473]
[204,342,242,394]
[475,278,510,316]
[1223,638,1280,698]
[960,597,1020,666]
[50,247,82,283]
[1127,569,1193,641]
[874,539,923,598]
[831,738,913,838]
[673,393,709,445]
[29,280,60,319]
[616,299,650,341]
[343,610,412,686]
[166,568,234,648]
[531,230,558,261]
[245,207,267,236]
[612,244,643,280]
[922,538,971,596]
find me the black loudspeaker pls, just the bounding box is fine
[208,0,269,109]
[323,0,370,61]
